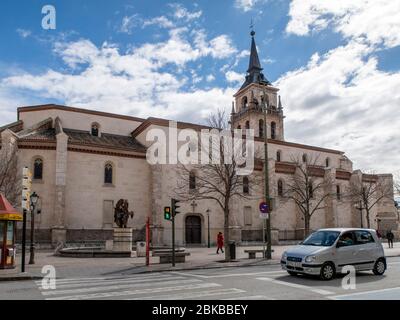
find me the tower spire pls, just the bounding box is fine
[239,28,270,90]
[247,30,262,73]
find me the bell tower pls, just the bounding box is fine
[231,30,285,141]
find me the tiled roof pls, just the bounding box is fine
[63,129,146,152]
[19,128,56,141]
[17,127,146,153]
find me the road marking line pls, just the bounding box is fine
[256,277,334,295]
[42,279,201,296]
[172,270,286,279]
[39,275,186,290]
[46,282,221,300]
[36,273,173,285]
[329,286,400,300]
[126,288,245,300]
[222,295,276,300]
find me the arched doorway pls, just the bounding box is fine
[185,215,202,244]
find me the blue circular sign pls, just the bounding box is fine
[259,202,269,213]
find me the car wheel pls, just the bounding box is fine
[287,271,297,276]
[373,259,386,276]
[320,262,335,280]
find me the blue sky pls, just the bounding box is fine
[0,0,399,177]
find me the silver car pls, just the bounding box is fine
[280,228,386,280]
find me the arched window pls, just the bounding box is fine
[243,176,249,194]
[245,121,250,130]
[308,182,313,198]
[278,179,283,196]
[271,122,276,139]
[189,171,196,190]
[276,150,281,162]
[325,157,330,168]
[104,163,113,184]
[259,119,264,138]
[237,125,241,130]
[91,123,100,137]
[242,96,248,109]
[336,185,341,200]
[33,158,43,180]
[302,154,308,163]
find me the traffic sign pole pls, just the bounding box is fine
[21,167,32,273]
[21,209,27,273]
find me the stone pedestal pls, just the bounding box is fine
[113,228,132,252]
[271,229,279,245]
[51,227,67,248]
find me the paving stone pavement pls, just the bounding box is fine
[1,242,399,280]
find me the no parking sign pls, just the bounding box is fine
[259,201,269,219]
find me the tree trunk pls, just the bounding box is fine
[365,207,371,229]
[304,215,310,238]
[224,205,230,261]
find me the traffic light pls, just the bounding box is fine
[22,167,32,211]
[164,207,171,220]
[171,198,180,217]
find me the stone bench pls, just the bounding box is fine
[153,252,191,264]
[244,249,274,259]
[152,248,185,256]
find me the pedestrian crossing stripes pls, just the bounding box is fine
[36,273,257,300]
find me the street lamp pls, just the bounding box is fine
[29,192,39,265]
[354,200,363,228]
[206,209,210,248]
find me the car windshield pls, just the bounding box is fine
[302,231,340,247]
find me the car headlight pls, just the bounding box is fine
[282,252,287,260]
[305,255,316,263]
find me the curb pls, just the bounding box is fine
[0,276,43,282]
[102,259,282,276]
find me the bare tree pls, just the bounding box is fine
[0,146,20,206]
[282,155,334,236]
[175,109,260,261]
[347,174,393,228]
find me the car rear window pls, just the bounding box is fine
[354,230,375,244]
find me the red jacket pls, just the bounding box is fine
[217,234,224,247]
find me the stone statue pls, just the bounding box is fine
[114,199,134,228]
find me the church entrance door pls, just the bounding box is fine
[185,215,201,244]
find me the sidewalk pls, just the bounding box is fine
[1,242,400,281]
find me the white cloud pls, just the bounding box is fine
[193,30,237,59]
[142,16,175,29]
[169,3,202,21]
[234,0,260,12]
[1,28,237,126]
[277,39,400,173]
[16,28,31,38]
[119,14,140,34]
[286,0,400,48]
[225,71,243,84]
[206,74,215,82]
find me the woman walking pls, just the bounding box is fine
[216,232,224,254]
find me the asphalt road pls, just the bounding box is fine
[2,256,400,300]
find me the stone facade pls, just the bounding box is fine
[0,33,398,247]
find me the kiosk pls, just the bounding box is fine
[0,194,22,269]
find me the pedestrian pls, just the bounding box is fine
[216,232,224,254]
[386,230,394,248]
[376,230,382,239]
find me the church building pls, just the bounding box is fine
[0,32,398,246]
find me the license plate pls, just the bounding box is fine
[287,261,302,268]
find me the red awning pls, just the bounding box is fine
[0,194,22,221]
